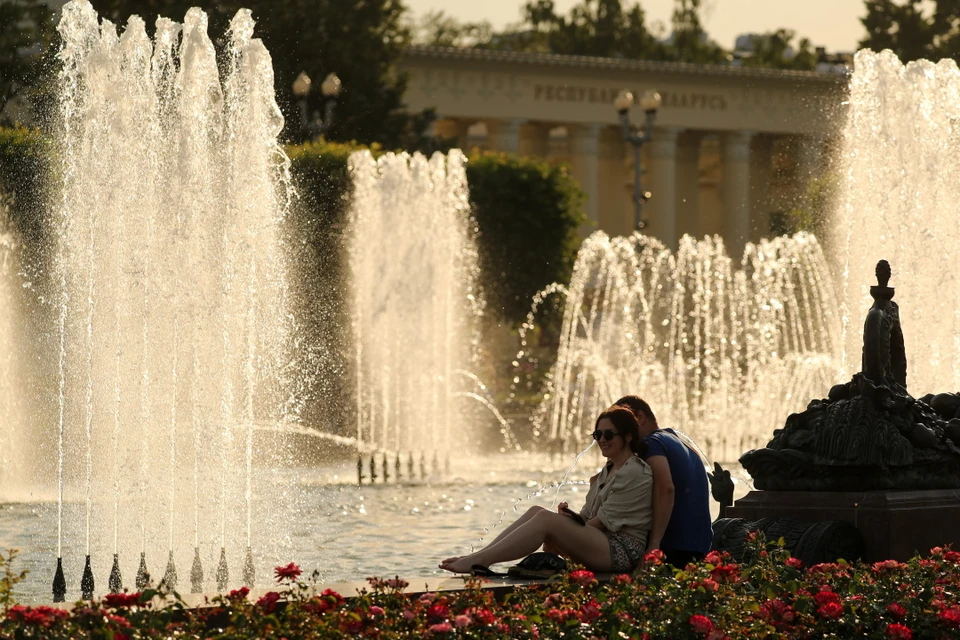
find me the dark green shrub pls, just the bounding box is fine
[0,126,50,264]
[466,151,585,326]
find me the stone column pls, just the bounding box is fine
[434,118,471,152]
[722,131,754,258]
[569,123,602,229]
[749,135,773,242]
[597,126,629,236]
[486,118,524,154]
[675,131,702,242]
[645,127,681,249]
[519,122,551,158]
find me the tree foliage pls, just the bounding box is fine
[522,0,664,58]
[741,29,819,71]
[0,0,56,125]
[414,0,816,70]
[13,0,414,146]
[860,0,960,62]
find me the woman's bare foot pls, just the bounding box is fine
[440,556,462,567]
[440,556,479,574]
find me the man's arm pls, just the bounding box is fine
[646,455,675,550]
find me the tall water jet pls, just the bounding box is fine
[348,151,483,458]
[833,49,960,395]
[525,232,842,461]
[49,0,293,599]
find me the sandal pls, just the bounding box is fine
[507,552,568,578]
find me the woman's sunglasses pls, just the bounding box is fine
[591,429,620,442]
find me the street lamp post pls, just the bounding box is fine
[614,89,662,231]
[292,71,342,141]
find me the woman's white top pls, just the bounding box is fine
[578,455,654,541]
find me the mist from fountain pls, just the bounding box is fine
[524,232,842,462]
[0,212,26,498]
[833,49,960,395]
[49,0,292,599]
[348,151,483,460]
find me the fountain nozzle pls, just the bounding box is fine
[242,547,255,586]
[52,557,66,602]
[190,547,203,593]
[162,550,177,590]
[216,547,229,591]
[135,552,150,589]
[81,555,94,599]
[108,553,122,593]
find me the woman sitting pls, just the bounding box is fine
[439,406,654,575]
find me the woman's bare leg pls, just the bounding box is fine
[441,506,547,567]
[441,511,611,573]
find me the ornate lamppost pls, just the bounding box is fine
[614,88,662,231]
[292,71,342,141]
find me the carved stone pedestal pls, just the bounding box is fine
[727,490,960,562]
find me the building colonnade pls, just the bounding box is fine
[436,117,829,256]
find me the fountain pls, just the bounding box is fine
[45,0,293,600]
[834,50,960,395]
[523,232,842,462]
[348,150,483,469]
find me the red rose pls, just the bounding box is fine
[886,602,908,619]
[818,601,843,619]
[569,569,596,586]
[644,549,665,565]
[103,593,141,608]
[814,589,841,606]
[429,621,453,633]
[546,608,565,621]
[577,599,601,623]
[427,603,450,620]
[704,550,723,566]
[938,607,960,627]
[689,614,714,634]
[886,623,913,639]
[257,591,281,613]
[785,557,804,569]
[699,578,719,592]
[945,550,960,563]
[274,562,302,582]
[472,608,496,625]
[710,563,740,582]
[227,586,250,602]
[106,614,131,629]
[872,559,905,574]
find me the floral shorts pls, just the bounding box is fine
[607,531,646,573]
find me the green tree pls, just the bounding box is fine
[0,0,56,125]
[667,0,724,64]
[522,0,663,58]
[859,0,957,62]
[93,0,412,146]
[741,29,819,70]
[412,10,492,48]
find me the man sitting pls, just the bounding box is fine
[615,395,713,569]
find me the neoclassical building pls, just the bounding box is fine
[398,46,849,254]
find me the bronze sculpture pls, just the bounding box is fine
[740,260,960,491]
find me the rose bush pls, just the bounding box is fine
[4,536,960,638]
